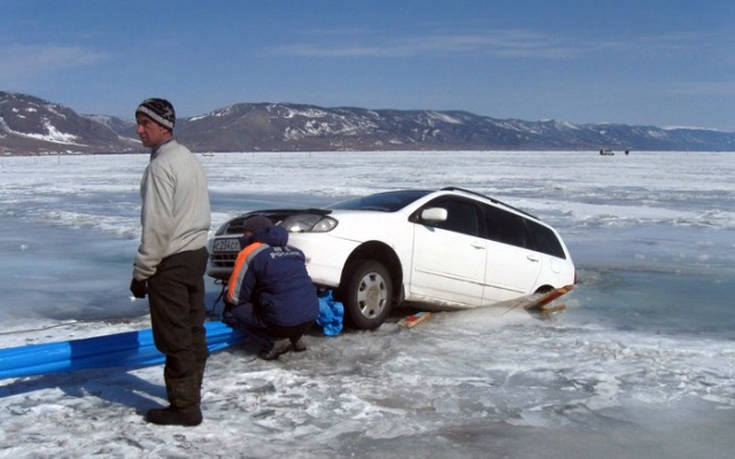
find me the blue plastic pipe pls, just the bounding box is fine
[0,320,245,380]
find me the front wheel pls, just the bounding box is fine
[341,260,393,329]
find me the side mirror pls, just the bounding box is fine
[421,207,448,222]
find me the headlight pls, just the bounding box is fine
[282,214,338,233]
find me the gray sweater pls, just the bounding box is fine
[133,140,211,280]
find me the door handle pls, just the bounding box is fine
[471,243,485,250]
[527,254,540,262]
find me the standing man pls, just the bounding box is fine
[130,98,211,426]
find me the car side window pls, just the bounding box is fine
[418,197,481,237]
[525,219,566,259]
[482,204,529,248]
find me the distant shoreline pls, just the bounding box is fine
[3,148,735,157]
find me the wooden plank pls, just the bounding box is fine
[523,284,574,311]
[397,311,433,328]
[540,304,567,314]
[529,303,568,321]
[499,284,574,316]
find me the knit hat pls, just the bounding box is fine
[135,98,175,130]
[241,215,273,233]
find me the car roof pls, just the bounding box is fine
[233,187,541,224]
[436,186,539,221]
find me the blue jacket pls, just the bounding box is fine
[226,225,318,327]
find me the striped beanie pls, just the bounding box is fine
[135,98,175,130]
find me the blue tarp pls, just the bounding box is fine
[316,290,344,336]
[0,321,245,380]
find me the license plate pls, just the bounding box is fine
[213,237,241,252]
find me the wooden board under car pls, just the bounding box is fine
[397,311,433,328]
[523,284,574,312]
[395,284,573,328]
[499,284,574,316]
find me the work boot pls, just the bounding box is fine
[146,376,202,426]
[290,336,307,352]
[258,338,290,360]
[145,405,203,426]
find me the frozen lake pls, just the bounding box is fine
[1,150,734,457]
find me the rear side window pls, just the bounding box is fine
[417,197,481,237]
[482,204,529,248]
[525,219,566,259]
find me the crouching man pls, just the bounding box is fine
[223,215,319,360]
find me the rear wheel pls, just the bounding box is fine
[342,260,393,329]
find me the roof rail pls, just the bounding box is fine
[440,186,538,220]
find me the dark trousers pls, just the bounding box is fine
[225,302,313,347]
[148,247,209,380]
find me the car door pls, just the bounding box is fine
[480,204,543,303]
[409,196,486,306]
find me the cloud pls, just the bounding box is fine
[269,27,726,62]
[0,44,106,79]
[268,29,583,59]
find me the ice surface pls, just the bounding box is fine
[1,150,734,457]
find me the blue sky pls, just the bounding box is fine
[2,0,734,130]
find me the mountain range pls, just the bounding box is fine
[1,91,734,155]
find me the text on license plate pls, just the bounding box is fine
[213,238,241,252]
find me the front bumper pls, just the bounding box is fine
[206,232,360,288]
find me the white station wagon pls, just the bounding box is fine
[208,187,575,329]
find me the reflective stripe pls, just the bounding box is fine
[227,242,270,303]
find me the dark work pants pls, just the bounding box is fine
[147,247,209,381]
[225,302,313,348]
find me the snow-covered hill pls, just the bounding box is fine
[0,92,139,155]
[2,92,734,155]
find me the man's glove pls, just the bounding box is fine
[129,278,148,298]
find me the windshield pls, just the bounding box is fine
[331,190,432,212]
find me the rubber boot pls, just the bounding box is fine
[258,338,290,360]
[145,376,202,426]
[290,336,306,352]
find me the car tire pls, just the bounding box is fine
[342,260,393,330]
